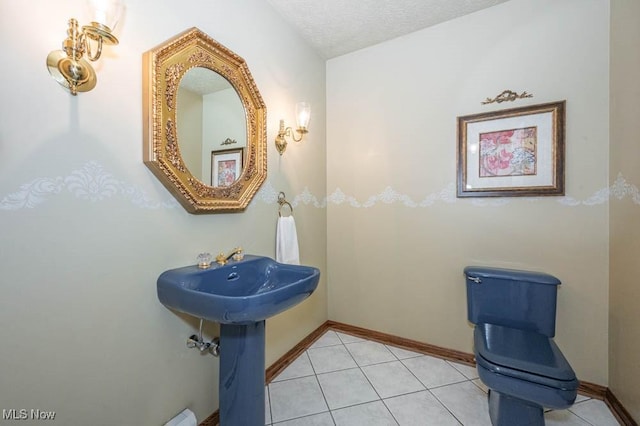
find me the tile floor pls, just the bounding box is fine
[264,330,621,426]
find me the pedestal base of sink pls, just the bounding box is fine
[219,321,265,426]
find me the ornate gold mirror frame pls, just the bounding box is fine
[143,27,267,213]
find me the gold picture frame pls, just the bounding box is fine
[457,101,565,197]
[211,148,244,187]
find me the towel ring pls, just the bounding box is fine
[278,192,293,217]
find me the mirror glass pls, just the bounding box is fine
[177,67,247,187]
[142,27,267,213]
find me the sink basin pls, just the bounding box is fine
[157,255,320,324]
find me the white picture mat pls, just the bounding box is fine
[211,151,242,187]
[465,111,555,190]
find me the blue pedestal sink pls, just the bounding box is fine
[157,255,320,425]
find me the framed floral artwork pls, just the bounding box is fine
[211,148,243,187]
[457,101,565,197]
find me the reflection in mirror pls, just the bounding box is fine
[177,68,247,186]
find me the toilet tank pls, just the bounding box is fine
[464,266,561,337]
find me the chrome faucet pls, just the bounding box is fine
[216,247,244,265]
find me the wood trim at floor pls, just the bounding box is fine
[325,320,476,366]
[605,388,639,426]
[266,322,330,383]
[198,411,218,426]
[200,320,636,426]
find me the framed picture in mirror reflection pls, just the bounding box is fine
[211,148,243,187]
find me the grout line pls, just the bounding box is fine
[305,344,330,401]
[266,384,273,426]
[567,400,611,426]
[306,335,338,422]
[418,376,473,391]
[312,373,333,421]
[428,386,466,425]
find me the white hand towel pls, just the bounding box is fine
[276,216,300,265]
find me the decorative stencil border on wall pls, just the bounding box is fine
[1,161,639,210]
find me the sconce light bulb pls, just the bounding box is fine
[295,102,311,130]
[87,0,125,31]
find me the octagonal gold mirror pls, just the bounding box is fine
[143,28,267,213]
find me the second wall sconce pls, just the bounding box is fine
[46,0,124,95]
[275,102,311,155]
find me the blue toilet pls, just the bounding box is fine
[464,266,579,426]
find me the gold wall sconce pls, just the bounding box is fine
[275,102,311,155]
[46,0,124,95]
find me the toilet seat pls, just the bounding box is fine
[475,323,577,385]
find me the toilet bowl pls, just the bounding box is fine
[464,267,578,426]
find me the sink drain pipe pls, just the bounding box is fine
[187,318,220,356]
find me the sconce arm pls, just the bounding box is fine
[84,34,104,62]
[275,114,309,156]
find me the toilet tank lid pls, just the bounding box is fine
[464,266,561,285]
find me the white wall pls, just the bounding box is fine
[203,88,247,149]
[178,87,204,180]
[327,0,611,385]
[0,0,327,424]
[609,0,640,419]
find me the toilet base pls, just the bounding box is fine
[488,389,544,426]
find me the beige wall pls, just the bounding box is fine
[0,0,327,424]
[177,87,204,180]
[327,0,611,385]
[610,0,640,420]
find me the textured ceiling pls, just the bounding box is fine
[180,67,232,95]
[266,0,511,59]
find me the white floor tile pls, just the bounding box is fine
[336,331,366,344]
[430,381,492,426]
[317,368,379,410]
[545,409,593,425]
[272,352,315,382]
[310,331,343,348]
[575,394,591,404]
[308,345,358,374]
[385,345,423,360]
[272,411,335,425]
[471,378,489,393]
[402,355,468,389]
[346,340,397,366]
[362,361,425,399]
[447,361,479,380]
[384,390,461,426]
[269,376,329,423]
[569,399,621,426]
[332,401,398,426]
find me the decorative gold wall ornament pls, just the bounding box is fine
[143,28,267,213]
[481,90,533,105]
